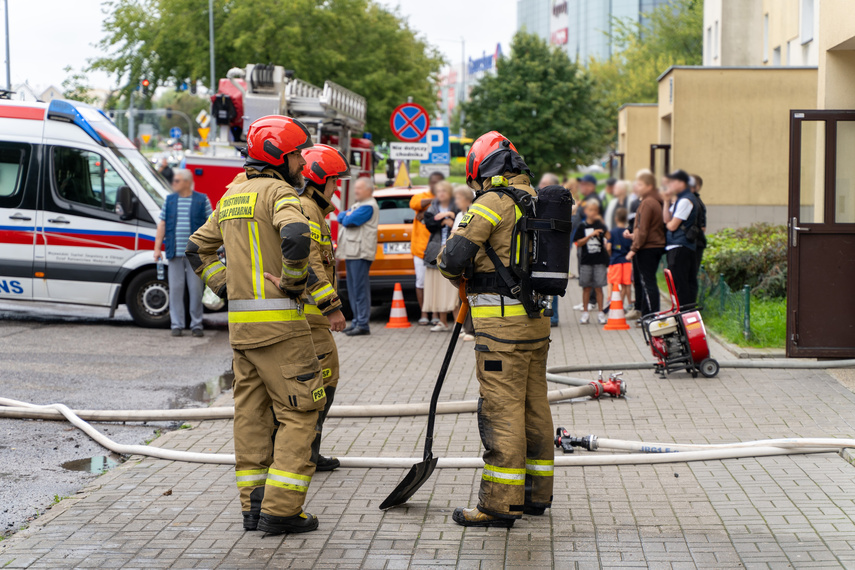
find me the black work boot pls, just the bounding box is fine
[315,455,340,472]
[523,504,547,516]
[452,507,514,528]
[257,511,319,535]
[242,487,264,531]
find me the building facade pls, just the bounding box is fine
[517,0,671,64]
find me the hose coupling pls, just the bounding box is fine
[571,434,598,451]
[554,427,575,454]
[601,376,626,398]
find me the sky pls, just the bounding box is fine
[1,0,518,92]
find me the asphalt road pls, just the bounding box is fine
[0,300,233,536]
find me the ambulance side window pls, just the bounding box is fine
[52,147,126,212]
[0,141,31,208]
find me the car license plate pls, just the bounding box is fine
[383,242,411,255]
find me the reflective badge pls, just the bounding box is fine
[491,175,508,187]
[322,368,332,379]
[312,386,326,402]
[459,212,474,227]
[218,193,258,221]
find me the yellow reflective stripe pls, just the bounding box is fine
[469,203,502,226]
[248,221,265,300]
[308,221,332,245]
[311,283,335,302]
[515,233,521,265]
[525,460,554,477]
[514,205,523,222]
[266,468,311,493]
[235,468,268,487]
[483,464,525,485]
[471,305,529,318]
[304,304,322,316]
[282,262,308,279]
[275,196,301,211]
[228,309,305,323]
[202,261,226,284]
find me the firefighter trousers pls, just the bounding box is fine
[475,341,554,519]
[310,324,340,450]
[231,334,326,518]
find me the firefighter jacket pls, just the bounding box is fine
[437,172,550,347]
[299,184,342,323]
[186,169,313,349]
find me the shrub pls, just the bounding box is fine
[703,224,787,298]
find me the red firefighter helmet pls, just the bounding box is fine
[246,116,313,167]
[465,131,524,187]
[301,144,351,186]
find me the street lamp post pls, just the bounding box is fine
[208,0,215,94]
[4,0,11,90]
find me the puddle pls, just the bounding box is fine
[61,454,124,474]
[173,370,235,407]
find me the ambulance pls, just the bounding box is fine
[0,98,172,327]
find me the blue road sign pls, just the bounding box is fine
[421,127,450,164]
[169,127,183,139]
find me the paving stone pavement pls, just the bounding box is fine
[2,286,854,569]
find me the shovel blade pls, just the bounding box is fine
[379,457,439,510]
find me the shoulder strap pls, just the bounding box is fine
[484,240,521,298]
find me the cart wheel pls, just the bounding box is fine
[700,358,720,378]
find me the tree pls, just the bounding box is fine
[61,66,98,105]
[91,0,443,140]
[589,0,703,136]
[462,31,610,177]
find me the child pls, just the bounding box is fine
[573,201,610,325]
[606,207,633,311]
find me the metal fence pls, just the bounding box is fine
[697,269,751,341]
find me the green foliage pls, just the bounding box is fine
[156,91,209,137]
[61,66,98,105]
[92,0,443,140]
[703,295,786,349]
[590,0,703,138]
[462,31,611,178]
[703,224,787,298]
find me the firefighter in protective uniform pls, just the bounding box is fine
[437,131,554,528]
[298,144,349,471]
[186,116,324,535]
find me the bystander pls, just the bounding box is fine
[337,178,379,336]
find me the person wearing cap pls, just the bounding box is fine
[662,169,701,305]
[600,176,617,206]
[186,116,324,535]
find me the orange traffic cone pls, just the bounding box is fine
[385,282,411,329]
[603,285,631,331]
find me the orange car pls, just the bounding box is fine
[336,186,426,308]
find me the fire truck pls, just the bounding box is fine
[184,63,375,238]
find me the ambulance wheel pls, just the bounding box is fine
[700,358,719,378]
[126,269,170,328]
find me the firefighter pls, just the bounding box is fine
[297,143,349,471]
[437,131,554,528]
[186,116,325,535]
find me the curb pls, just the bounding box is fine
[841,448,855,468]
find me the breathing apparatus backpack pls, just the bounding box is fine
[478,178,574,318]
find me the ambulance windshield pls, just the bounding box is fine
[113,148,168,208]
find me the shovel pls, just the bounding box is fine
[379,286,470,510]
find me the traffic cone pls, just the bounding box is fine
[603,285,631,331]
[385,282,411,329]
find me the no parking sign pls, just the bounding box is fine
[390,103,430,142]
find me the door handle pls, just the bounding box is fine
[47,216,71,224]
[791,217,810,247]
[9,212,32,221]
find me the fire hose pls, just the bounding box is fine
[1,359,853,468]
[0,378,623,423]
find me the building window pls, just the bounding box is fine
[714,20,719,60]
[800,0,814,44]
[763,14,769,63]
[773,46,781,66]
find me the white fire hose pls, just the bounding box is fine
[1,397,852,468]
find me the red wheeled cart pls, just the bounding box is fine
[641,269,719,378]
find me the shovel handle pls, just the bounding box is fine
[456,281,470,325]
